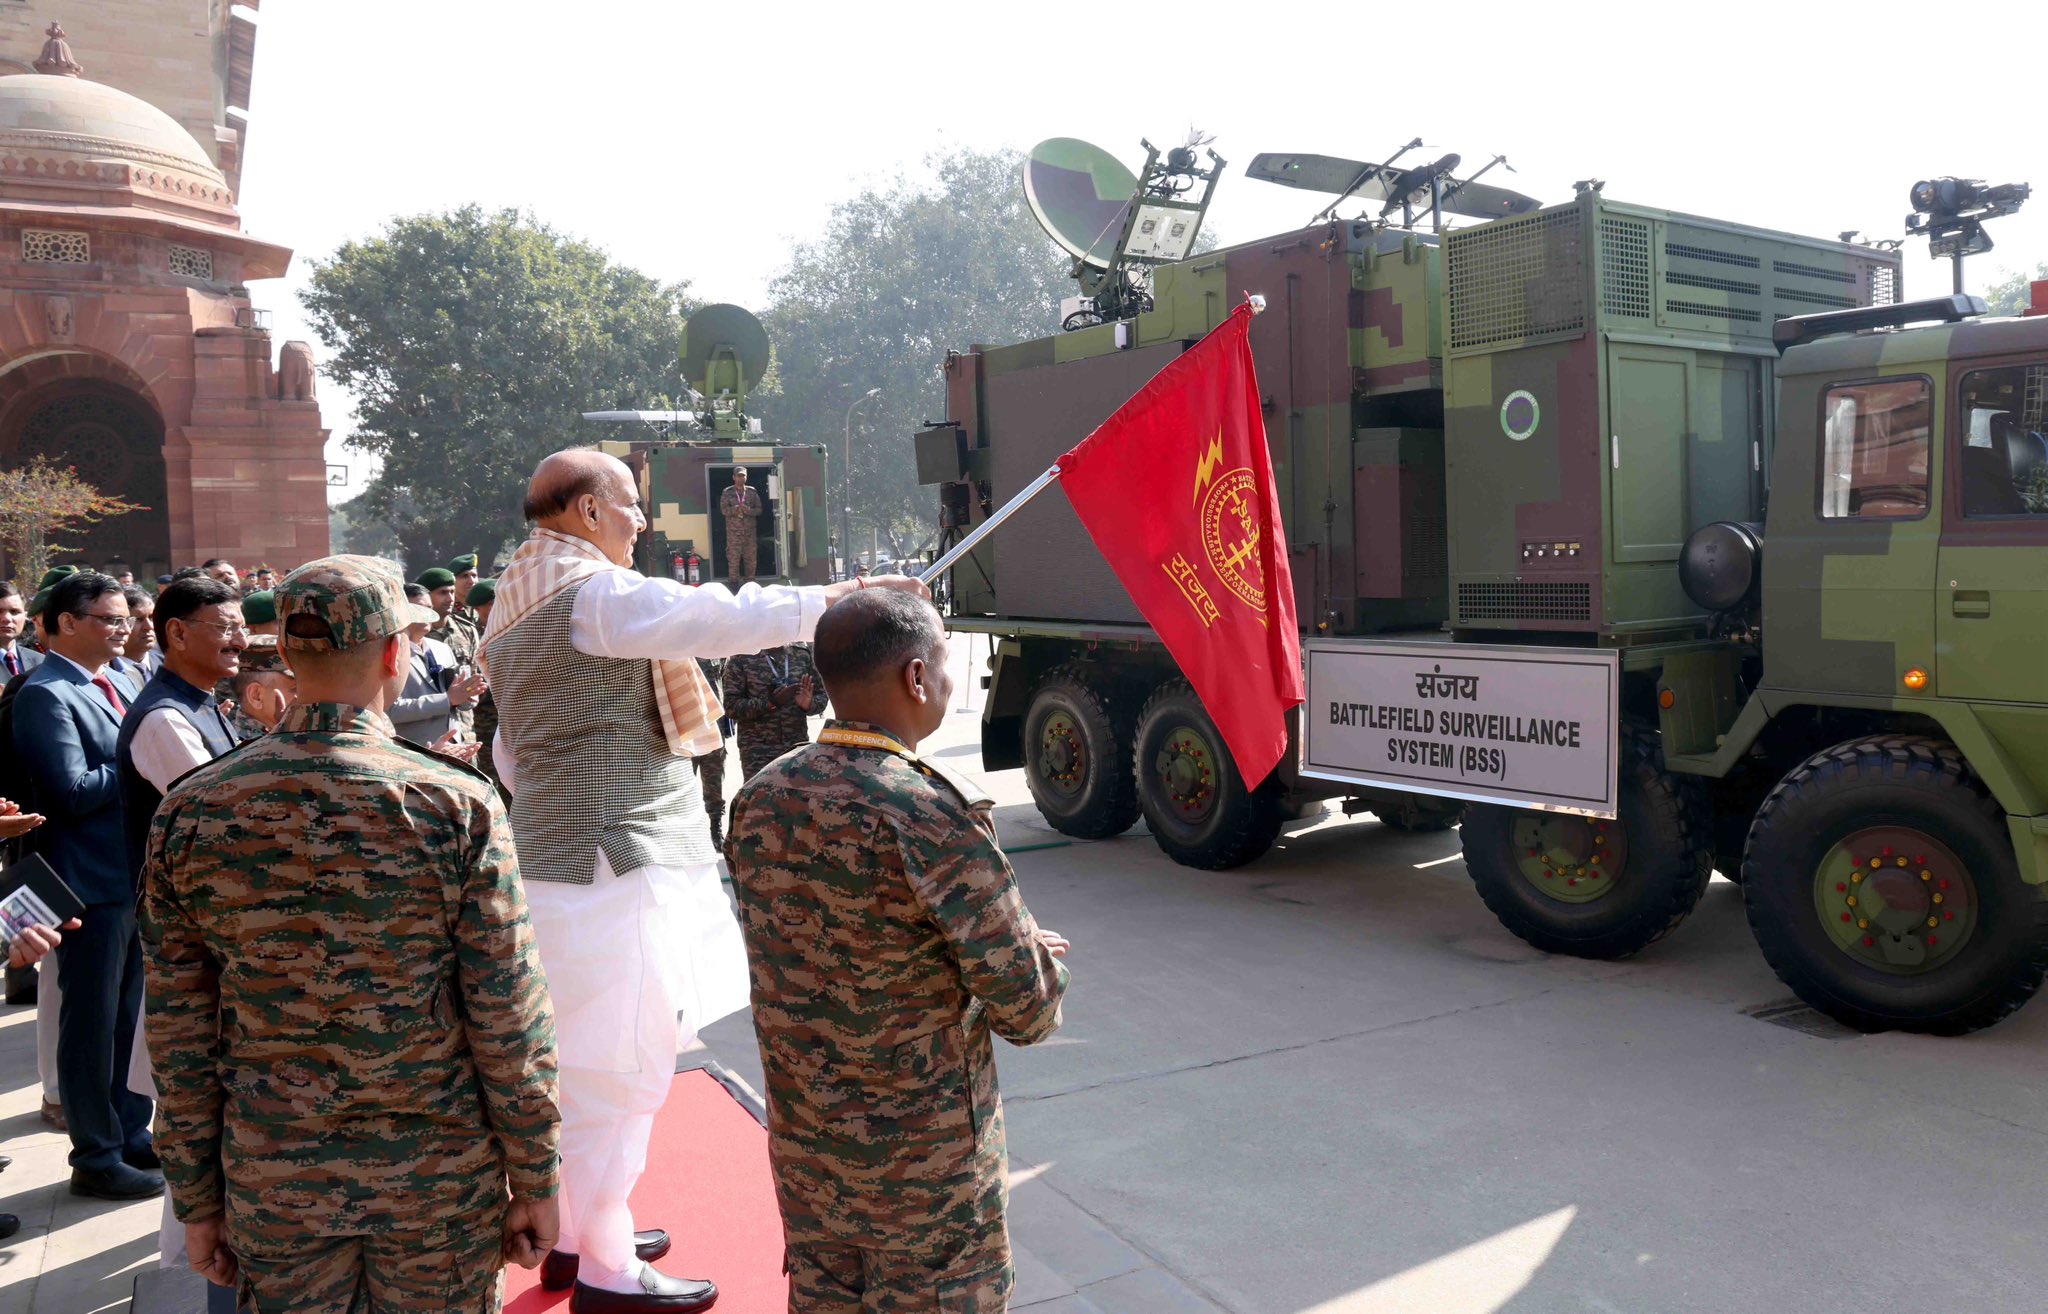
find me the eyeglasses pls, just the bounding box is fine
[184,618,251,637]
[78,612,135,630]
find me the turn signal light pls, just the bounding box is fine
[1902,667,1930,692]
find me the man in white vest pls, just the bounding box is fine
[483,448,925,1313]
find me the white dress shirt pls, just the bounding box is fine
[129,708,215,793]
[493,574,827,790]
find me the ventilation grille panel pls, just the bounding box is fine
[1599,217,1651,319]
[1456,581,1591,625]
[1447,208,1586,352]
[167,245,212,279]
[1869,265,1898,306]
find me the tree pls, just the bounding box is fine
[0,457,144,592]
[301,207,690,567]
[760,149,1071,563]
[1983,262,2046,317]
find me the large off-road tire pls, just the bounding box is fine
[1374,796,1466,833]
[1741,735,2048,1035]
[1021,665,1140,840]
[1134,679,1284,870]
[1460,728,1713,958]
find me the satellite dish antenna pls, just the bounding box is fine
[681,303,771,434]
[1024,138,1141,270]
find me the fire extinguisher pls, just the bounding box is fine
[685,551,702,585]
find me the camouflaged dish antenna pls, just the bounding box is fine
[681,303,772,436]
[1025,134,1225,332]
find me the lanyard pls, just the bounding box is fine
[771,648,791,682]
[816,726,914,758]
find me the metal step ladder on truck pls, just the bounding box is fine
[918,158,2048,1033]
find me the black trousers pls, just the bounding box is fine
[57,898,152,1171]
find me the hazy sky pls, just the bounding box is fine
[231,1,2047,500]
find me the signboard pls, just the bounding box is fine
[1302,640,1621,817]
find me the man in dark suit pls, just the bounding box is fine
[0,582,43,681]
[12,572,159,1200]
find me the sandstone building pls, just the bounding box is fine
[0,15,327,578]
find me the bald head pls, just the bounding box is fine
[814,589,953,747]
[524,448,647,566]
[525,449,634,522]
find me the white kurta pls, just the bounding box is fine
[497,571,827,1288]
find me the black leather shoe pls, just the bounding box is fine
[0,1212,18,1240]
[70,1163,164,1200]
[542,1230,674,1291]
[569,1265,716,1313]
[123,1144,161,1172]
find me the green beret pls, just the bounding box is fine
[240,589,277,625]
[415,567,457,589]
[29,588,50,618]
[449,554,479,573]
[36,566,77,591]
[467,578,496,608]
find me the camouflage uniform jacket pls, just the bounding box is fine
[229,707,268,743]
[428,613,480,732]
[726,719,1067,1249]
[722,644,826,779]
[719,483,763,541]
[138,701,560,1234]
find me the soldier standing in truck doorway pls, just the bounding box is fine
[726,589,1070,1311]
[719,466,762,586]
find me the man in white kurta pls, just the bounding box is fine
[484,449,925,1313]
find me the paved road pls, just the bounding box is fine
[709,632,2048,1314]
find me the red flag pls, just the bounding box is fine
[1057,302,1303,785]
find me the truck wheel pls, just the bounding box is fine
[1134,679,1284,870]
[1374,796,1466,833]
[1460,729,1712,958]
[1022,665,1139,840]
[1741,736,2048,1034]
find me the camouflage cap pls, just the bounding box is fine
[239,589,277,626]
[238,634,289,673]
[278,555,437,652]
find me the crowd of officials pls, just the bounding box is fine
[0,446,1070,1314]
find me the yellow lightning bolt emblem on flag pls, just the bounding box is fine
[1192,429,1225,508]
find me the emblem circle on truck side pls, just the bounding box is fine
[1500,390,1540,441]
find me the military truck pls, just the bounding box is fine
[586,304,833,586]
[919,178,2048,1033]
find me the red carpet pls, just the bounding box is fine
[504,1069,787,1314]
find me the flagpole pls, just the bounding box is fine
[918,463,1061,583]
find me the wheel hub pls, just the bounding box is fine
[1036,713,1085,799]
[1510,813,1629,904]
[1814,827,1977,975]
[1153,730,1216,820]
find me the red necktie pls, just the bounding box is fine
[3,651,16,678]
[91,674,126,716]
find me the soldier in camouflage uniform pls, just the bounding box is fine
[727,590,1069,1312]
[722,641,826,783]
[719,465,762,585]
[466,578,505,795]
[418,566,481,734]
[450,553,483,633]
[225,637,293,742]
[139,555,561,1313]
[695,657,729,847]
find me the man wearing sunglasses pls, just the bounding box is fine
[11,572,153,1199]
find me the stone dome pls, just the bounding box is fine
[0,72,234,218]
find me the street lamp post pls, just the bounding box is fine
[841,387,880,579]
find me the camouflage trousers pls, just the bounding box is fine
[695,742,727,845]
[727,533,757,584]
[233,1221,504,1313]
[784,1224,1011,1314]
